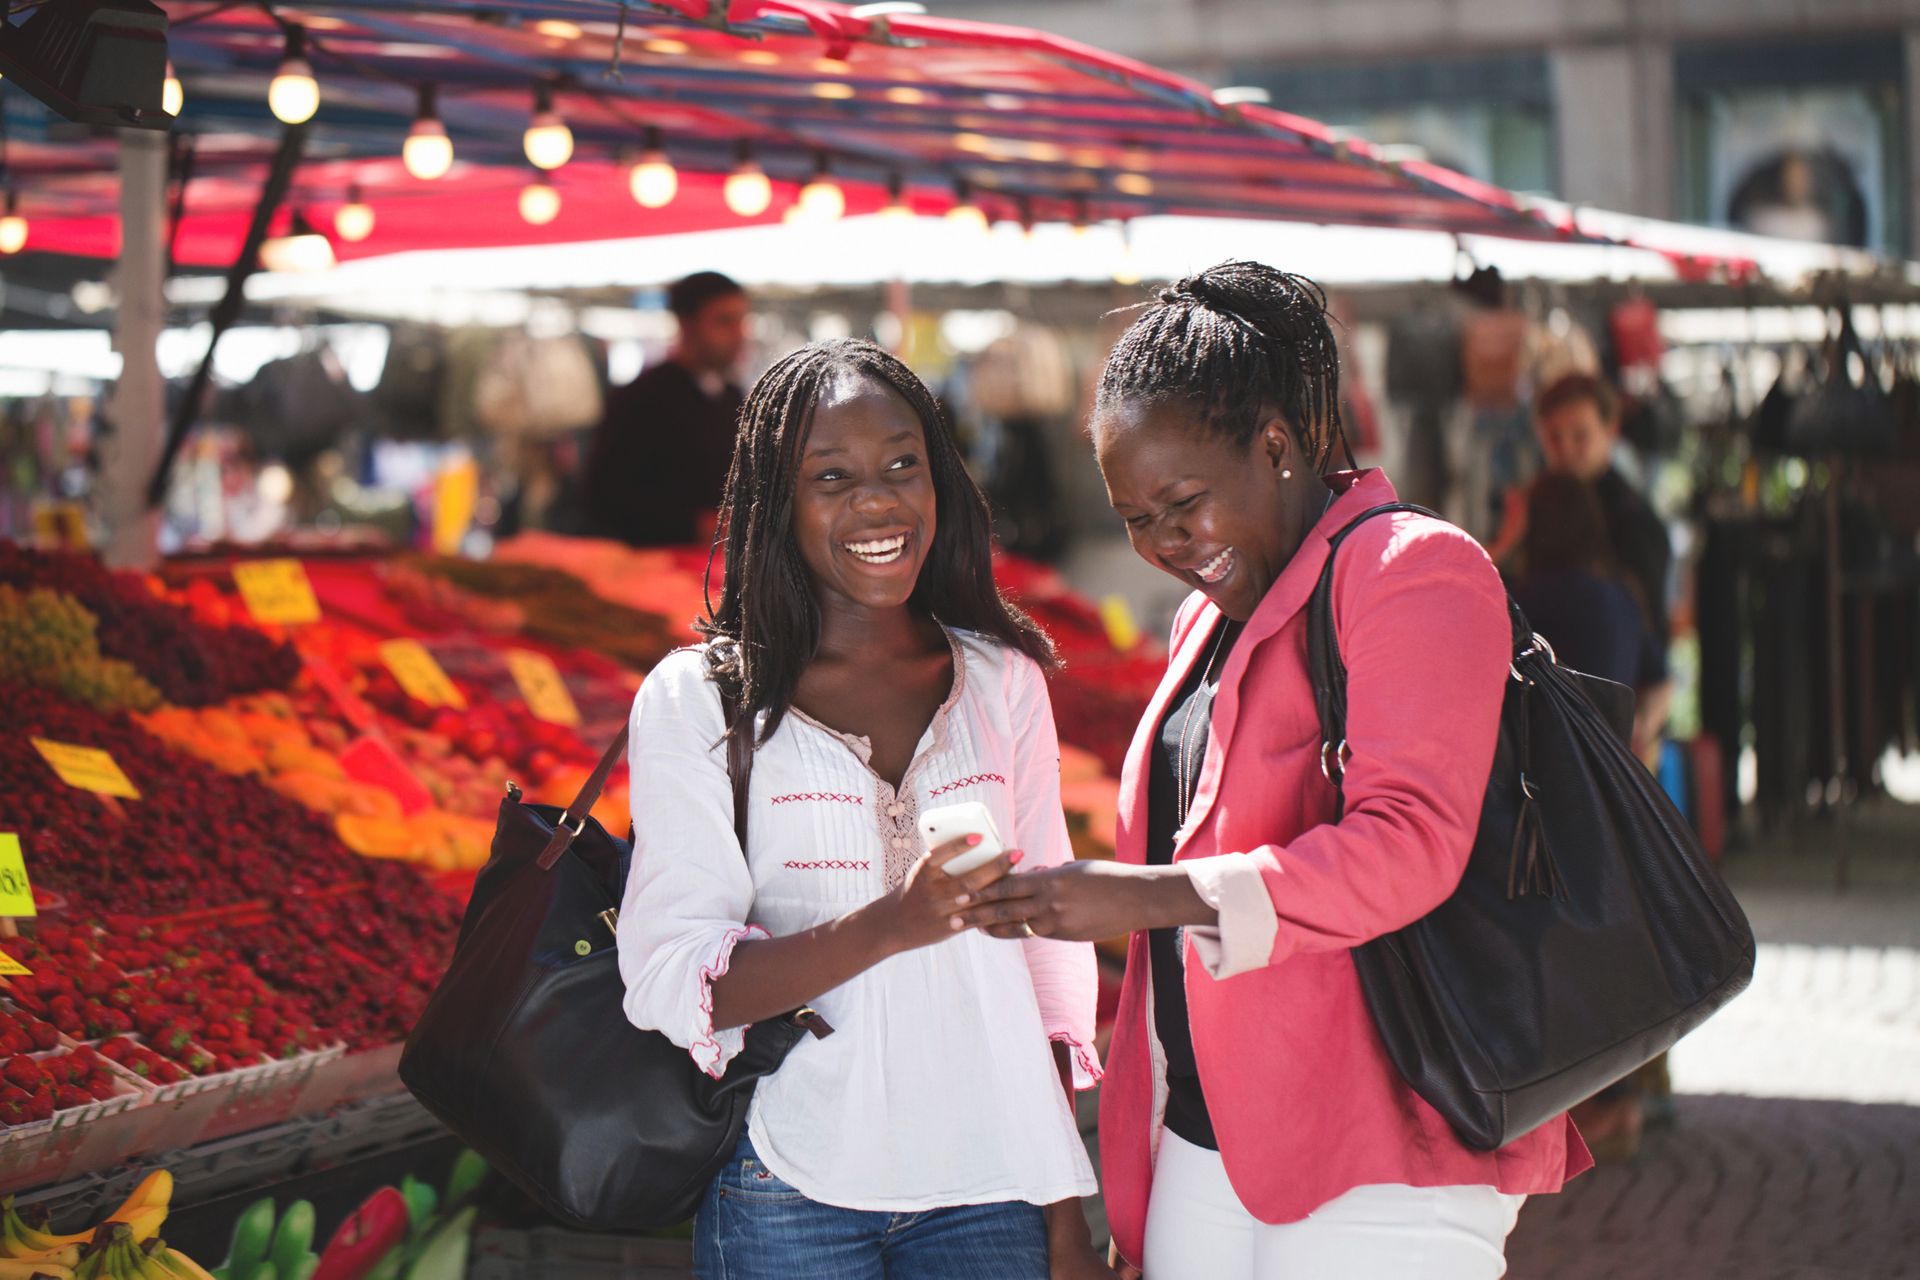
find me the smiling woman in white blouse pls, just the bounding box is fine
[616,338,1112,1280]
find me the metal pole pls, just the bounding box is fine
[144,120,307,512]
[97,128,168,569]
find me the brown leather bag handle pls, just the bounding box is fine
[536,687,752,871]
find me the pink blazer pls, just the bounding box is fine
[1098,469,1591,1267]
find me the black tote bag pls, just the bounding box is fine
[400,689,828,1230]
[1307,504,1755,1150]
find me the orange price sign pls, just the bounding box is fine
[379,640,467,710]
[31,739,140,800]
[232,559,321,625]
[507,649,580,726]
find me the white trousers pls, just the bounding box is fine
[1141,1131,1526,1280]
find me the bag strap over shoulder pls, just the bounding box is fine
[535,683,754,871]
[536,726,630,870]
[1307,502,1530,811]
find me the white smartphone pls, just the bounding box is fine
[919,801,1005,876]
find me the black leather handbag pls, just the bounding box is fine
[1307,504,1755,1151]
[1786,310,1897,457]
[400,687,829,1230]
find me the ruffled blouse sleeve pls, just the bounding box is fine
[615,649,769,1079]
[1007,652,1102,1089]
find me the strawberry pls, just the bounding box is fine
[28,1020,59,1052]
[3,1056,44,1090]
[53,1084,91,1110]
[87,1076,115,1102]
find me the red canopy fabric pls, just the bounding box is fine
[7,0,1618,266]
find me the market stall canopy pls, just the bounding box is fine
[0,0,1761,272]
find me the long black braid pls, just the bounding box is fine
[698,338,1056,747]
[1094,260,1353,471]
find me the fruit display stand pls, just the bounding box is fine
[0,536,1154,1266]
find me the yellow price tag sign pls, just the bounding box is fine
[1098,594,1142,652]
[0,834,35,918]
[0,950,30,977]
[232,559,321,625]
[31,739,141,800]
[507,649,580,726]
[379,639,467,709]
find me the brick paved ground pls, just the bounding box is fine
[1506,1094,1920,1279]
[1506,801,1920,1280]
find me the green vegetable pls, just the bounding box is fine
[269,1200,316,1280]
[399,1207,475,1280]
[221,1199,278,1280]
[441,1151,488,1208]
[398,1178,437,1240]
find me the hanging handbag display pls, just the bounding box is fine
[1307,504,1755,1151]
[399,681,830,1230]
[1786,309,1897,457]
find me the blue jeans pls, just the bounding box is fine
[694,1132,1049,1279]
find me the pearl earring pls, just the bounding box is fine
[1281,468,1293,480]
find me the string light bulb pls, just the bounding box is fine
[403,85,453,180]
[0,192,27,256]
[519,174,561,225]
[944,181,987,234]
[523,83,573,170]
[797,152,845,221]
[878,173,912,221]
[723,141,772,217]
[628,127,677,208]
[334,184,374,242]
[267,26,320,125]
[163,63,183,117]
[259,209,334,273]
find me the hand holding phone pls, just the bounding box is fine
[919,801,1005,877]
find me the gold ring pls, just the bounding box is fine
[1020,922,1037,938]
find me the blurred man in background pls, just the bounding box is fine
[584,271,749,546]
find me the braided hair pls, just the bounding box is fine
[1094,260,1351,471]
[698,338,1055,745]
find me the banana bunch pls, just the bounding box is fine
[0,1171,175,1277]
[60,1224,215,1280]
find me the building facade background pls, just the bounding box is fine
[936,0,1920,256]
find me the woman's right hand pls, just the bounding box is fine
[873,835,1019,954]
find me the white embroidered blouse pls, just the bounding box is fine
[616,631,1101,1212]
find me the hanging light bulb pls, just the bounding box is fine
[877,173,912,221]
[628,127,677,208]
[259,210,335,273]
[335,184,374,242]
[723,140,772,217]
[403,85,454,180]
[519,174,561,225]
[523,83,573,170]
[944,181,987,234]
[797,152,845,221]
[163,63,183,117]
[0,192,28,256]
[267,26,320,125]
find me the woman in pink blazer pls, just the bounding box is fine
[958,263,1591,1277]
